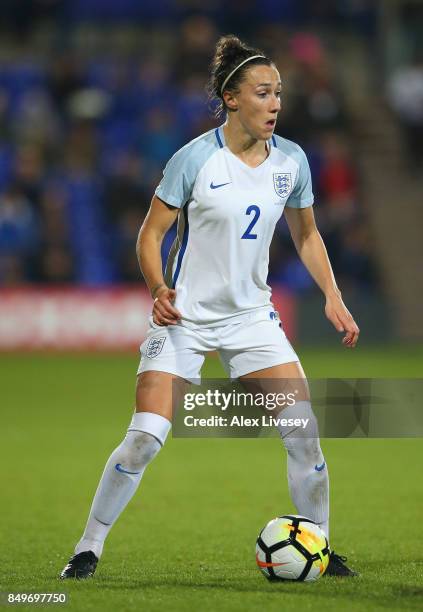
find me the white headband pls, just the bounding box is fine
[220,55,266,95]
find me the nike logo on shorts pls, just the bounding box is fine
[314,461,326,472]
[210,181,231,189]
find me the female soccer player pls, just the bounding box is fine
[61,35,359,580]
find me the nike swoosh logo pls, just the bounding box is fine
[256,552,290,568]
[115,463,141,475]
[210,181,231,189]
[315,461,326,472]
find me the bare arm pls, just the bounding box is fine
[284,206,360,347]
[137,195,182,326]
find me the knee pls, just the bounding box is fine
[284,435,323,467]
[135,372,176,417]
[302,436,323,464]
[122,430,162,472]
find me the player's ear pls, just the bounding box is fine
[222,91,238,112]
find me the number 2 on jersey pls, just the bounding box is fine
[241,205,261,240]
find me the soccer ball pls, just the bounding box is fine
[256,515,330,581]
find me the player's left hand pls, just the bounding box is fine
[325,294,360,348]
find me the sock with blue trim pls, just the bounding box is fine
[74,412,171,558]
[277,400,329,540]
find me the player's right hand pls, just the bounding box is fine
[152,287,182,326]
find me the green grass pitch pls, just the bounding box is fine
[1,345,422,611]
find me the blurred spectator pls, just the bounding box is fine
[0,185,39,254]
[141,108,181,166]
[172,15,217,83]
[319,132,357,223]
[335,220,378,291]
[38,245,75,283]
[63,121,98,174]
[0,254,25,285]
[47,54,86,116]
[277,32,346,143]
[13,145,46,206]
[104,151,149,222]
[387,55,423,169]
[13,89,60,151]
[115,208,146,282]
[34,184,75,283]
[0,184,39,283]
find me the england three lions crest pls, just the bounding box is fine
[146,336,166,358]
[273,173,292,198]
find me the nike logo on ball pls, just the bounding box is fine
[255,552,290,568]
[115,463,141,475]
[210,181,231,189]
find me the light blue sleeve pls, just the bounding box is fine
[286,147,314,209]
[155,131,219,208]
[155,145,197,209]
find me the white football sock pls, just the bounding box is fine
[75,412,171,558]
[277,400,329,540]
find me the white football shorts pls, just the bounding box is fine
[137,307,299,383]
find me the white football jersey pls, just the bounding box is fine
[155,125,314,326]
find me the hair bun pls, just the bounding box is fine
[215,35,245,62]
[207,34,270,118]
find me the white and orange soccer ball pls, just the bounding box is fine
[256,515,330,581]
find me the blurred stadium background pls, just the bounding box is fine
[0,0,422,349]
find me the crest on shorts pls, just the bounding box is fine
[146,336,166,358]
[273,173,292,198]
